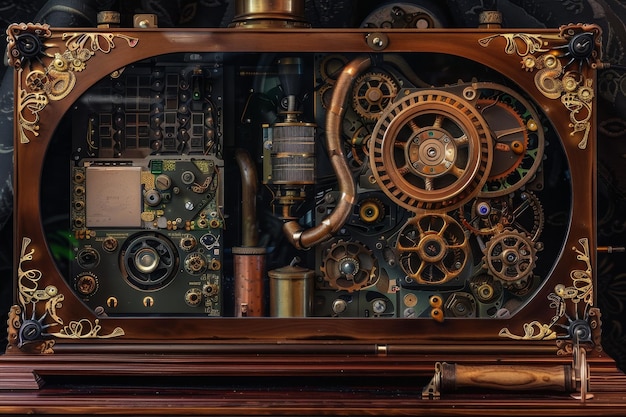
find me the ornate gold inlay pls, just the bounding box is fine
[6,23,139,144]
[8,237,124,353]
[499,238,595,347]
[479,24,601,150]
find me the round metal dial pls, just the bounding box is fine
[369,89,492,212]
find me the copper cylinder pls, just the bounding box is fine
[233,246,266,317]
[269,261,314,317]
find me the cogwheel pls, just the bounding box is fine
[349,125,371,166]
[459,197,508,237]
[459,191,544,241]
[319,54,348,84]
[476,98,528,182]
[369,89,492,212]
[396,213,470,285]
[474,83,545,198]
[469,273,503,303]
[509,191,544,242]
[319,83,334,110]
[320,240,378,292]
[352,72,398,120]
[483,229,537,286]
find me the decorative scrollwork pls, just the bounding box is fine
[7,23,139,144]
[478,33,557,56]
[499,237,594,343]
[50,319,125,340]
[13,236,125,352]
[498,320,557,340]
[479,24,601,150]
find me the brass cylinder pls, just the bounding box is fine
[230,0,309,28]
[268,262,314,317]
[233,247,266,317]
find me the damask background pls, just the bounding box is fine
[0,0,625,370]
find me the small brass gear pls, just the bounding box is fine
[358,197,385,224]
[349,125,371,166]
[352,72,398,120]
[483,229,537,285]
[459,191,544,241]
[469,273,502,303]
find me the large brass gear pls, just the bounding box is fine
[396,213,470,285]
[369,89,493,212]
[320,240,378,292]
[352,72,398,120]
[483,229,538,285]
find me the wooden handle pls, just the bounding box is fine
[440,363,574,392]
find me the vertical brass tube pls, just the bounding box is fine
[233,149,265,317]
[283,55,372,249]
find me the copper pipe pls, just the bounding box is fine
[233,149,265,317]
[283,56,372,249]
[234,149,259,247]
[233,246,266,317]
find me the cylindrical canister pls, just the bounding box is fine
[268,262,314,317]
[233,246,266,317]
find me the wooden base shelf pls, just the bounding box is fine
[0,354,623,415]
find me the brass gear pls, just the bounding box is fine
[476,98,528,181]
[320,240,378,292]
[319,54,348,84]
[474,83,545,197]
[369,89,492,212]
[349,125,371,166]
[469,274,502,303]
[396,213,470,285]
[483,229,537,285]
[352,72,398,121]
[459,191,544,241]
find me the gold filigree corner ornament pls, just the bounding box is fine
[479,24,602,150]
[499,238,595,347]
[6,23,139,144]
[7,237,125,353]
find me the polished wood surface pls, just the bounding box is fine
[0,354,623,415]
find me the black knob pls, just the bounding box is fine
[568,33,594,59]
[16,33,43,59]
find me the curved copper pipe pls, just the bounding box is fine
[283,55,372,249]
[235,148,259,247]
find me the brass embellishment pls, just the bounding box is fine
[500,238,594,343]
[6,23,139,144]
[49,319,125,340]
[498,320,557,340]
[11,237,124,352]
[478,33,558,56]
[479,24,601,150]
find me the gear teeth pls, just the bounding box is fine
[352,72,398,120]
